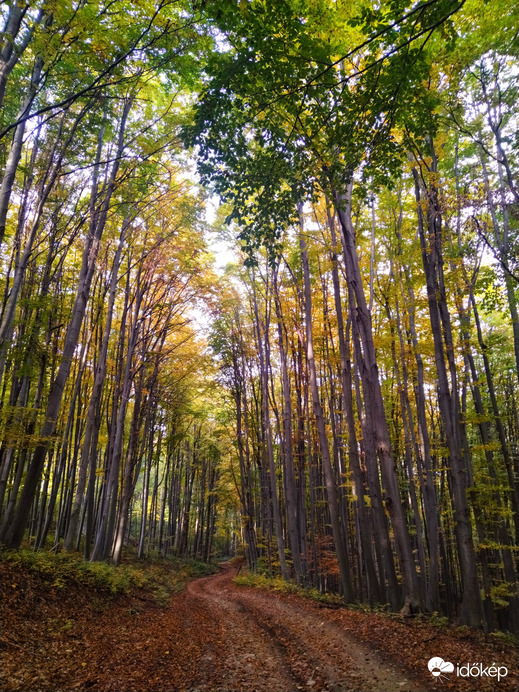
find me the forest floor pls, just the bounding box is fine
[2,560,518,692]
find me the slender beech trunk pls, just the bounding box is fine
[138,433,154,559]
[332,184,421,612]
[113,325,166,564]
[298,209,353,601]
[158,450,171,556]
[0,4,44,114]
[2,101,131,548]
[251,274,289,580]
[470,293,519,544]
[350,290,399,607]
[0,122,41,388]
[91,266,143,561]
[112,383,146,565]
[232,313,257,570]
[0,19,50,246]
[384,290,428,596]
[63,217,128,552]
[326,206,381,604]
[36,325,92,549]
[293,333,310,572]
[273,270,304,583]
[394,209,441,613]
[479,152,519,388]
[411,156,485,628]
[0,105,90,349]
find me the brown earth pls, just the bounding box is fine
[2,561,518,691]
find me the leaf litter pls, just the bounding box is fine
[2,561,517,692]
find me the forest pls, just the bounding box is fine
[1,0,519,655]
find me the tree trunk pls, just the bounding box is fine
[273,270,305,584]
[2,101,131,549]
[251,274,289,580]
[63,217,128,552]
[326,206,382,604]
[410,160,484,628]
[298,209,353,601]
[332,184,421,612]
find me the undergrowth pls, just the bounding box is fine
[234,571,519,645]
[234,571,344,606]
[1,548,217,604]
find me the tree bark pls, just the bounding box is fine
[298,209,353,601]
[2,100,131,548]
[251,273,289,580]
[332,183,422,612]
[410,159,485,628]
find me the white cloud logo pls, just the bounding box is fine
[427,657,509,683]
[428,657,454,682]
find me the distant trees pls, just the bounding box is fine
[1,0,518,637]
[191,0,519,633]
[0,1,237,563]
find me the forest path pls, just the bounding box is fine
[183,562,430,692]
[12,559,519,692]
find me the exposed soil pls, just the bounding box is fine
[185,564,434,692]
[2,561,518,692]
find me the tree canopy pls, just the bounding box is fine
[1,0,518,635]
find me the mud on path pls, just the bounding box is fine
[184,562,429,692]
[4,561,517,692]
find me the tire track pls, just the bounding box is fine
[187,563,431,692]
[186,564,300,691]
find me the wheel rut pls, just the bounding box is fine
[5,560,517,692]
[186,562,431,692]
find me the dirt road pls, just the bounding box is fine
[181,562,428,692]
[9,561,517,692]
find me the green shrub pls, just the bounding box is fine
[1,548,217,601]
[234,571,344,606]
